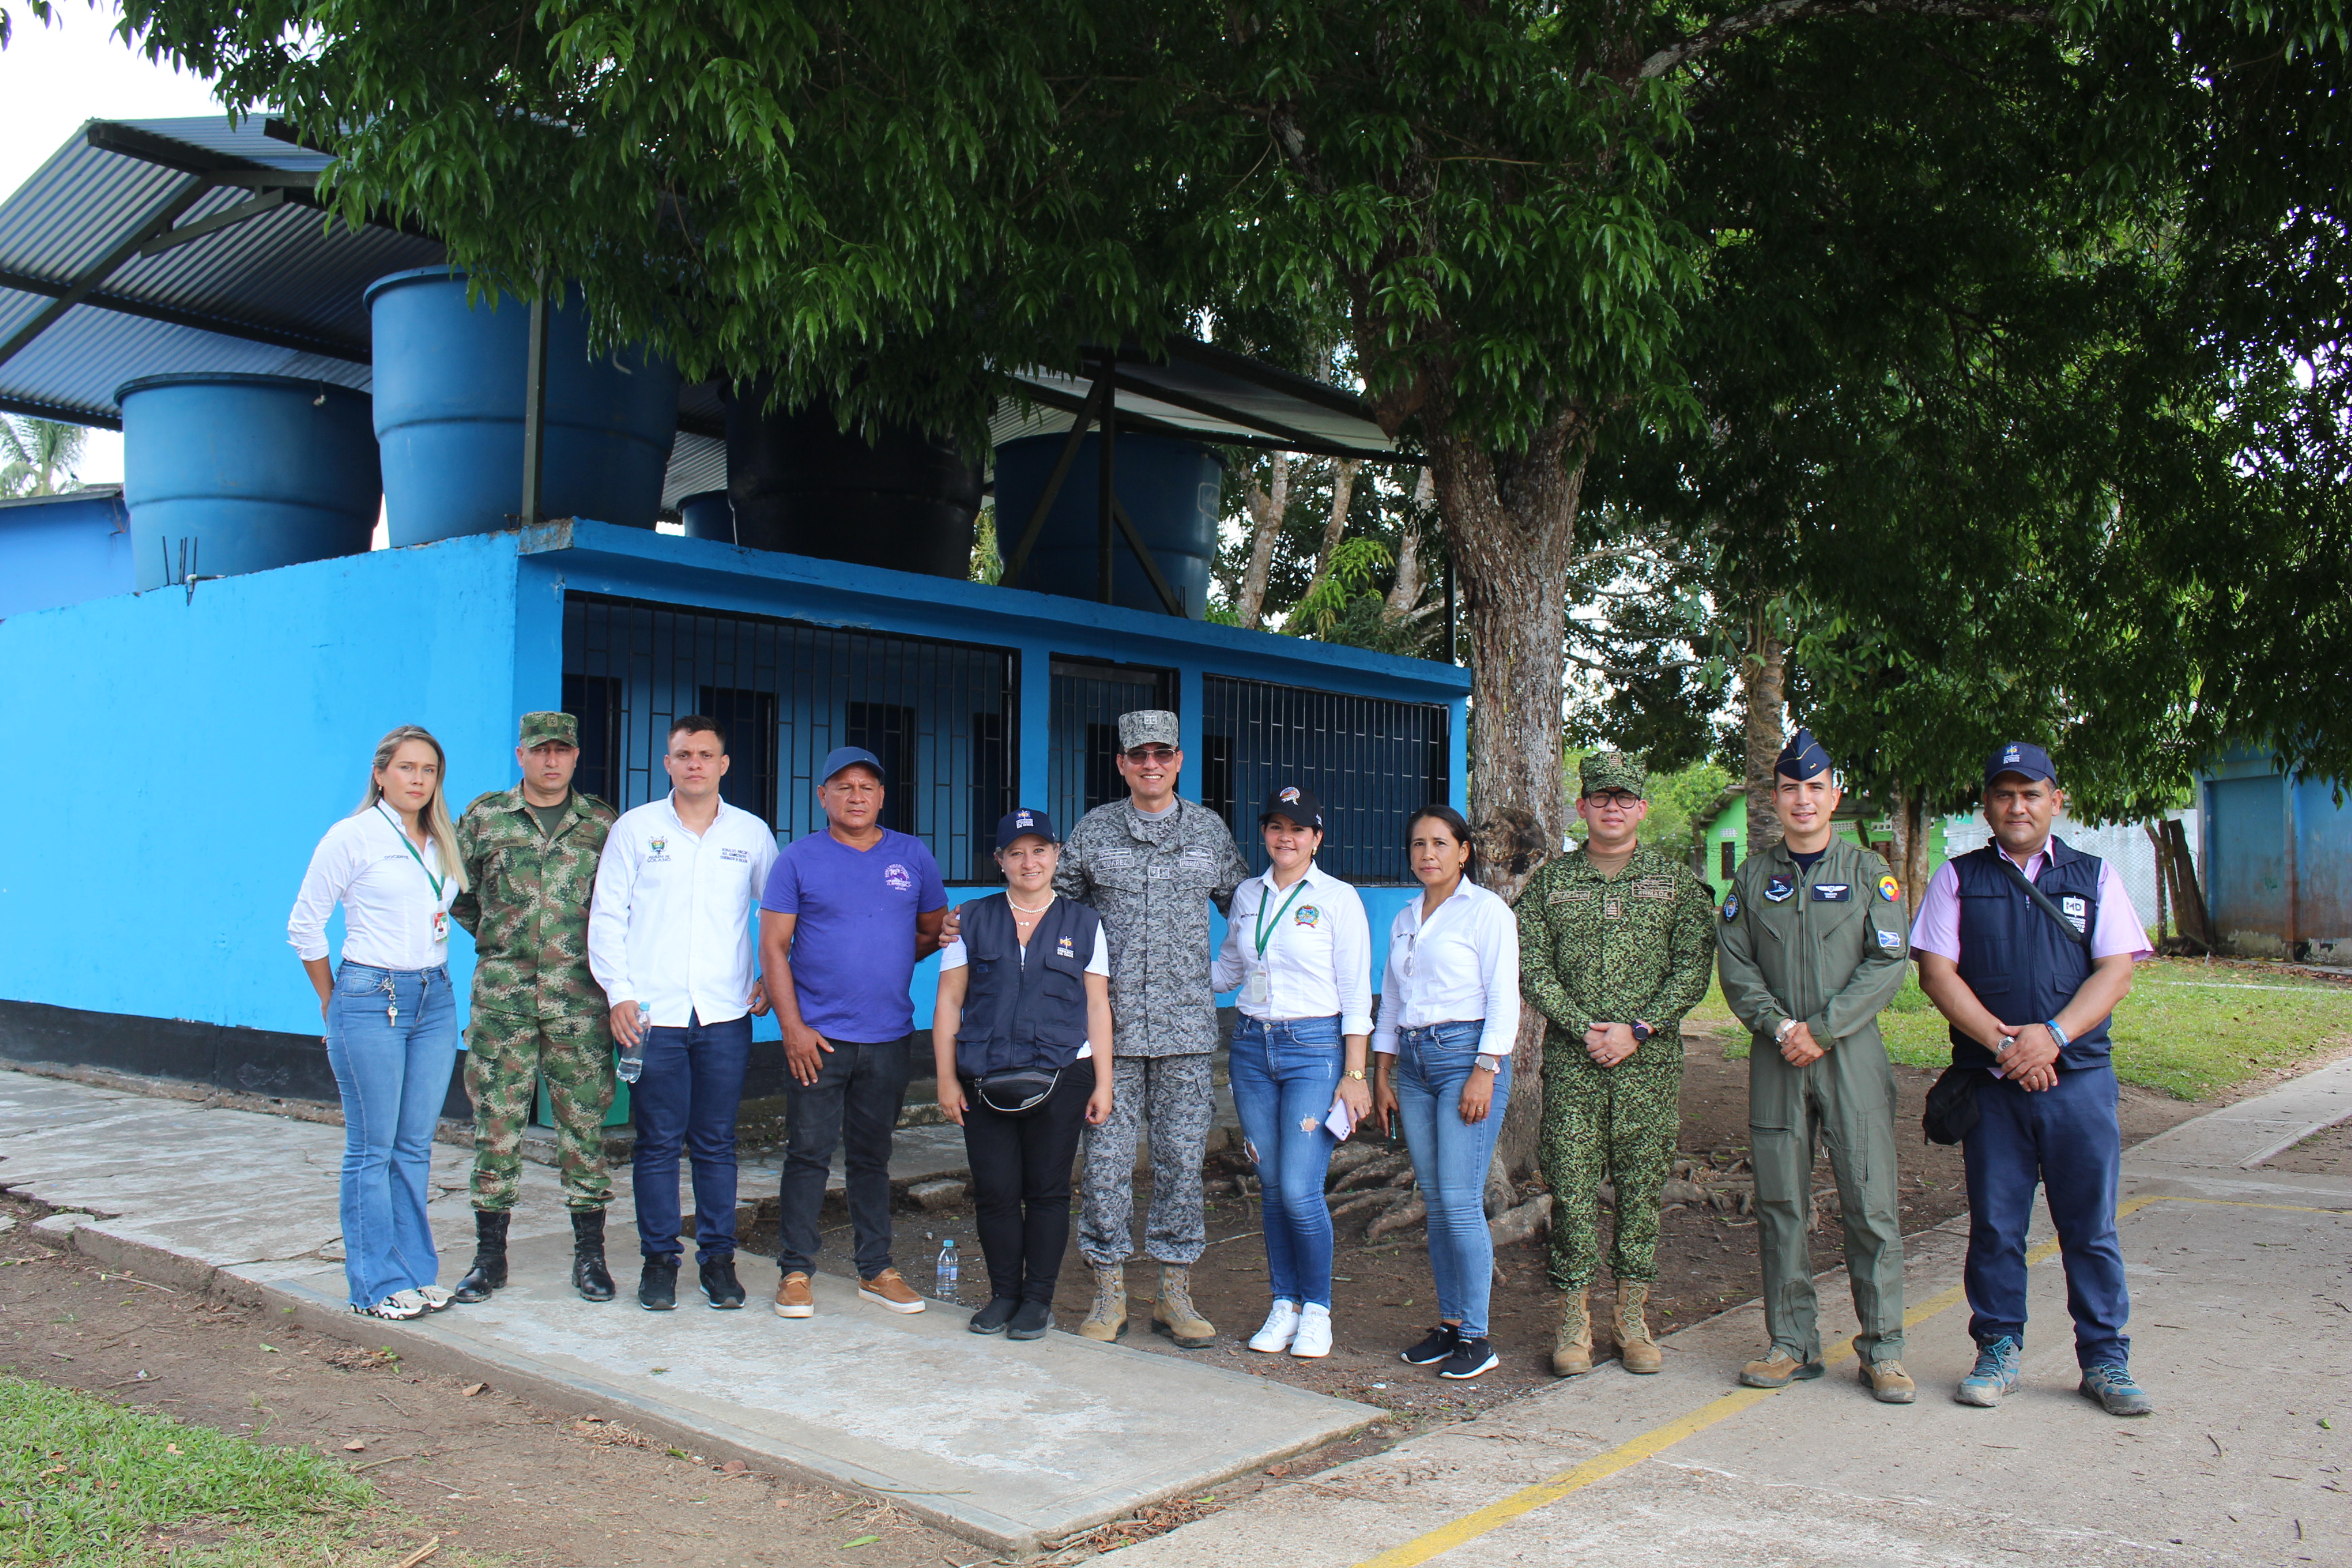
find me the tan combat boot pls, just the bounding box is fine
[1077,1264,1127,1342]
[1551,1288,1594,1377]
[1616,1281,1663,1374]
[1153,1264,1216,1348]
[1859,1358,1918,1403]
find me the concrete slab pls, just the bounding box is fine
[0,1066,1378,1553]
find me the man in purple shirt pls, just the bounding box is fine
[1913,740,2154,1418]
[759,747,948,1319]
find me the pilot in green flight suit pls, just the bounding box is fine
[1715,729,1916,1403]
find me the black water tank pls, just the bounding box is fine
[721,383,981,577]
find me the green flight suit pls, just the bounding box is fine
[1519,844,1718,1290]
[1715,836,1912,1363]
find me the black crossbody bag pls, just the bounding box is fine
[1922,854,2093,1145]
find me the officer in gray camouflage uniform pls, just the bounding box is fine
[448,711,621,1305]
[1055,710,1249,1347]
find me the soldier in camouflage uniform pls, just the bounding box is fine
[1518,753,1717,1377]
[1054,710,1250,1347]
[448,711,621,1304]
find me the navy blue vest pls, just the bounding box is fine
[953,894,1098,1078]
[1948,837,2114,1069]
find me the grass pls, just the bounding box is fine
[1687,957,2352,1101]
[0,1373,450,1567]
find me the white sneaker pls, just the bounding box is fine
[355,1292,425,1321]
[1290,1304,1333,1359]
[1248,1300,1301,1353]
[414,1285,455,1311]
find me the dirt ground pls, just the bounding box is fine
[2266,1117,2352,1176]
[738,1027,2206,1415]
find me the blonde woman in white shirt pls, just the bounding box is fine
[289,725,469,1322]
[1371,804,1521,1381]
[1211,785,1373,1359]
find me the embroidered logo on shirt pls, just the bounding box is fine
[649,837,666,855]
[1635,877,1677,900]
[1722,892,1740,921]
[1813,883,1852,902]
[720,847,749,862]
[2061,894,2089,932]
[1878,875,1902,902]
[1558,887,1596,904]
[1056,936,1076,958]
[1876,927,1904,950]
[1294,904,1321,927]
[1765,877,1795,903]
[1181,845,1215,864]
[884,863,913,892]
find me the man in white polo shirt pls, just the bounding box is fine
[588,715,778,1313]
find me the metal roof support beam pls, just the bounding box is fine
[1010,377,1412,464]
[0,174,212,372]
[137,189,287,258]
[1111,495,1186,617]
[1109,370,1335,454]
[0,392,120,431]
[0,266,369,364]
[1002,368,1112,589]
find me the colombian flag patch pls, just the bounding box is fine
[1878,875,1902,902]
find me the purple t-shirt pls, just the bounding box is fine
[760,828,947,1042]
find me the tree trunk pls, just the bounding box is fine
[1235,451,1289,630]
[1382,470,1435,627]
[1301,457,1361,604]
[2142,822,2170,941]
[1742,617,1788,857]
[1887,781,1933,927]
[1423,417,1587,1184]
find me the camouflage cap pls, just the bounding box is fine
[1117,709,1181,751]
[1578,751,1648,799]
[518,710,578,749]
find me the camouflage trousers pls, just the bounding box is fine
[465,1009,615,1211]
[1077,1053,1214,1267]
[1539,1035,1684,1290]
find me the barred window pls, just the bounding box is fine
[562,593,1016,882]
[1048,657,1176,833]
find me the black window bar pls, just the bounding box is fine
[563,593,1017,882]
[1049,657,1177,832]
[1201,674,1450,885]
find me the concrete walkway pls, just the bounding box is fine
[1101,1059,2352,1568]
[0,1069,1372,1553]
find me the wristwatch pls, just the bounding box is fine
[1630,1021,1654,1044]
[1774,1017,1798,1045]
[1474,1054,1502,1074]
[1343,1067,1368,1082]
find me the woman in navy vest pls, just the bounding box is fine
[1213,785,1375,1360]
[931,808,1112,1339]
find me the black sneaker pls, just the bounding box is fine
[1401,1324,1460,1366]
[969,1296,1019,1335]
[700,1256,745,1309]
[638,1258,679,1311]
[1438,1335,1499,1379]
[1008,1300,1054,1341]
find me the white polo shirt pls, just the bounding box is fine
[588,793,779,1028]
[1211,862,1375,1034]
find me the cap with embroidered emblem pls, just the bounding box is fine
[1578,751,1648,799]
[1984,740,2056,787]
[518,710,577,749]
[1775,728,1835,782]
[1260,783,1325,830]
[995,807,1059,849]
[1117,710,1180,751]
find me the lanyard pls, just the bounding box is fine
[1254,874,1310,957]
[376,802,446,902]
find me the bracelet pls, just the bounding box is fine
[2045,1019,2070,1051]
[1994,1034,2014,1057]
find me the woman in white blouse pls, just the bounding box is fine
[288,725,470,1321]
[1211,785,1373,1360]
[1371,804,1521,1381]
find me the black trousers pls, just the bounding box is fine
[777,1036,913,1281]
[961,1060,1096,1303]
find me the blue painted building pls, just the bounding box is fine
[2198,747,2352,961]
[0,487,133,617]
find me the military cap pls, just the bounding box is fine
[518,710,578,748]
[1117,710,1181,751]
[1985,740,2057,786]
[1578,751,1648,799]
[1775,727,1835,781]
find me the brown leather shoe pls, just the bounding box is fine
[1859,1358,1918,1403]
[1740,1348,1825,1388]
[1616,1281,1663,1374]
[1551,1288,1594,1377]
[772,1271,815,1319]
[858,1268,926,1313]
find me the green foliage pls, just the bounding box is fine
[1288,536,1392,638]
[0,415,86,497]
[968,504,1001,585]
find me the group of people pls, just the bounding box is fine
[290,705,2153,1417]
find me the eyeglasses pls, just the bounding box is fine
[1123,746,1178,764]
[1582,790,1643,809]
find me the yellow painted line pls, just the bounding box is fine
[1349,1193,2315,1568]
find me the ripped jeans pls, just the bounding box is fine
[1227,1014,1344,1309]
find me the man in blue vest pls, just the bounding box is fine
[1912,741,2155,1416]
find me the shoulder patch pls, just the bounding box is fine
[1722,892,1740,921]
[1876,927,1904,950]
[1878,874,1901,902]
[1765,876,1795,904]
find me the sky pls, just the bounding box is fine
[1,2,229,485]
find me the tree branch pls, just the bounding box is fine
[1639,0,2055,80]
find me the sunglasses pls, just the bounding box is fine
[1123,746,1179,764]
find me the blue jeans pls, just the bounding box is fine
[1390,1022,1512,1339]
[324,962,458,1308]
[1963,1062,2131,1368]
[630,1012,753,1264]
[1229,1015,1345,1309]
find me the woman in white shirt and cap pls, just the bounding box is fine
[288,724,469,1321]
[1371,804,1521,1380]
[1213,785,1373,1360]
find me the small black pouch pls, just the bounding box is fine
[1923,1065,1986,1145]
[973,1067,1060,1117]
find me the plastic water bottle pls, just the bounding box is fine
[936,1237,959,1293]
[617,1007,646,1084]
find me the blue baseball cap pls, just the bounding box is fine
[820,745,885,785]
[996,807,1058,849]
[1775,728,1835,782]
[1985,740,2056,786]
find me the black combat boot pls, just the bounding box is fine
[571,1209,617,1303]
[453,1209,509,1303]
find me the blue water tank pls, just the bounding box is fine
[676,488,734,541]
[116,374,380,592]
[992,434,1222,616]
[365,270,681,544]
[0,487,135,615]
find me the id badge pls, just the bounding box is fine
[1241,968,1270,1009]
[431,909,449,943]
